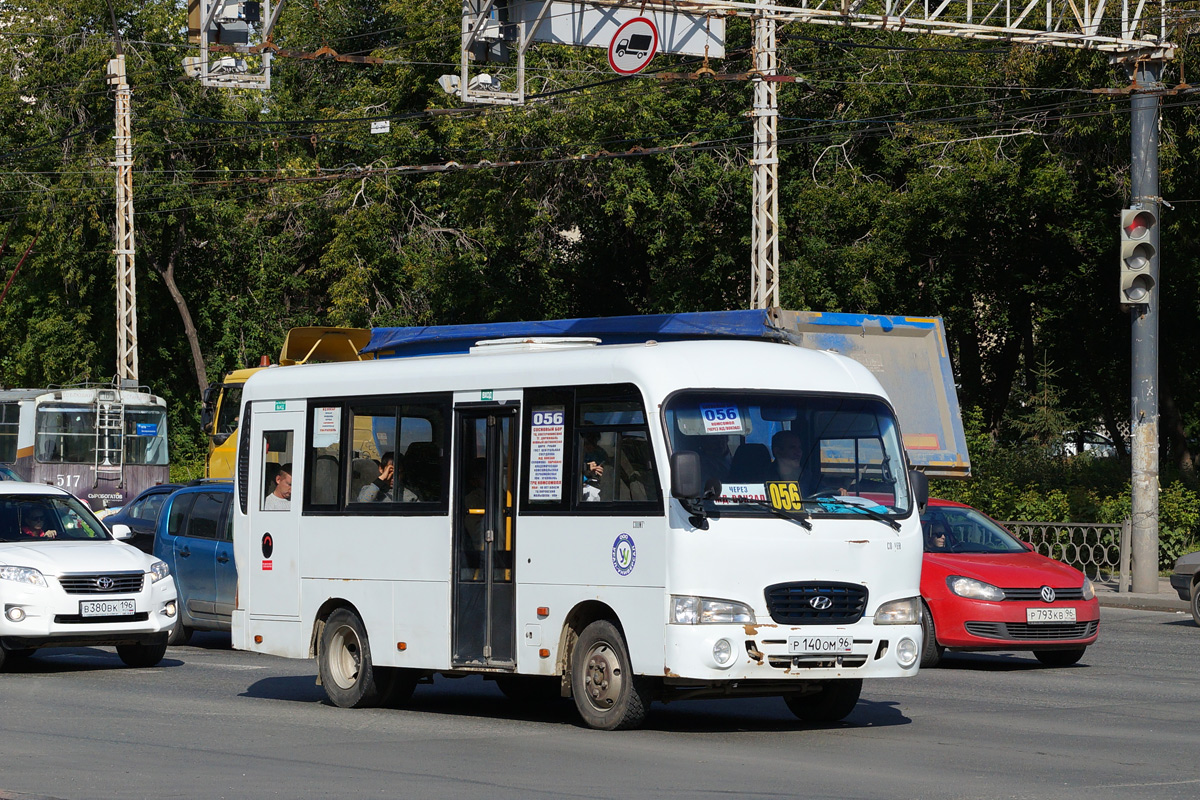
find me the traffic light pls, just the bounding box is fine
[1119,207,1157,305]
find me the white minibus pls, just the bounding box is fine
[232,337,926,730]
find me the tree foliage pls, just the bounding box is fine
[3,1,1200,530]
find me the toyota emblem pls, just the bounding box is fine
[97,576,114,591]
[1040,585,1056,603]
[810,596,833,610]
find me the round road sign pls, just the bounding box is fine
[608,17,659,76]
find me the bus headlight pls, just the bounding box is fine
[873,597,921,625]
[896,637,919,668]
[671,596,755,625]
[0,566,47,588]
[149,560,171,583]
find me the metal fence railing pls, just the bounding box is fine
[1002,519,1132,592]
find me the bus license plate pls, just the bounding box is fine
[80,600,136,617]
[1026,607,1076,624]
[788,636,853,655]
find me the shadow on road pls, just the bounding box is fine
[240,672,912,732]
[2,647,185,673]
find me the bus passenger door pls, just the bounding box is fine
[452,405,517,668]
[247,405,304,619]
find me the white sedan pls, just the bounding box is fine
[0,484,178,669]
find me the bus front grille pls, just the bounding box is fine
[764,582,868,625]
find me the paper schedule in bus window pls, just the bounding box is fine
[528,406,565,501]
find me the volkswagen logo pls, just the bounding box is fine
[1040,585,1056,603]
[96,576,114,591]
[810,596,833,610]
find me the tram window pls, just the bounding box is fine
[0,403,19,463]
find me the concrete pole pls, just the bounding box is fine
[1129,58,1162,593]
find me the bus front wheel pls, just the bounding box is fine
[570,620,649,731]
[319,608,385,708]
[784,679,862,724]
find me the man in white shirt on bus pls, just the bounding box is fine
[264,463,292,510]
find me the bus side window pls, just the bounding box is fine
[261,431,295,511]
[576,394,660,506]
[308,405,342,508]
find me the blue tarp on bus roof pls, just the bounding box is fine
[362,309,937,357]
[362,309,968,476]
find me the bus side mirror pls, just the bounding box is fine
[908,469,929,511]
[671,451,703,499]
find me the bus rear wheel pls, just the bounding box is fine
[319,608,385,708]
[570,620,649,731]
[784,679,862,724]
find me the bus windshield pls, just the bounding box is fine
[35,404,169,466]
[665,391,912,518]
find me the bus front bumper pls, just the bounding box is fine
[664,621,922,684]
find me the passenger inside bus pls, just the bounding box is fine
[580,432,607,502]
[356,452,419,502]
[263,463,292,510]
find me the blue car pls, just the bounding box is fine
[102,483,183,554]
[153,482,235,644]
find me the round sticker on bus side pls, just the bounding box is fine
[612,533,636,576]
[262,532,274,559]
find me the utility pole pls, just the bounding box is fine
[108,51,138,383]
[1128,58,1164,593]
[750,3,779,310]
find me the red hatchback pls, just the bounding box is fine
[919,499,1100,667]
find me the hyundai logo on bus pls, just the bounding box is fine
[809,596,833,610]
[608,17,658,76]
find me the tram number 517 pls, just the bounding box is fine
[56,474,81,488]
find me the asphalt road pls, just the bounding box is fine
[2,606,1197,800]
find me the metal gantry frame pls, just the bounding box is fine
[453,0,1181,590]
[191,0,281,89]
[456,0,1177,307]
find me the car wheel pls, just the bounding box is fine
[1190,580,1200,627]
[117,640,168,668]
[1034,647,1086,667]
[570,620,650,730]
[0,645,32,671]
[784,679,863,723]
[167,621,193,646]
[920,601,944,668]
[318,608,385,708]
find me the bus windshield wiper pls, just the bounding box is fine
[736,498,813,530]
[810,496,901,531]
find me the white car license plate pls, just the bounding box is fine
[1026,607,1076,624]
[80,599,136,617]
[788,635,853,655]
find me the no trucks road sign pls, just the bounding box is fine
[608,17,659,75]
